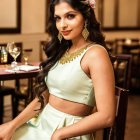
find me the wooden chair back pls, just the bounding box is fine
[112,54,132,90]
[122,44,140,89]
[103,86,129,140]
[105,40,115,54]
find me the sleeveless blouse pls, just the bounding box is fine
[45,45,95,107]
[12,45,96,140]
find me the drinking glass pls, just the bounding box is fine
[23,51,29,65]
[23,49,32,65]
[7,42,21,70]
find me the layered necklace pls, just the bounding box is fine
[59,43,92,64]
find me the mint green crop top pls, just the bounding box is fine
[45,46,95,107]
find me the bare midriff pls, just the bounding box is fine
[48,94,93,116]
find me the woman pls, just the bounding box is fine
[0,0,115,139]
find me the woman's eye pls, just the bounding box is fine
[54,16,60,22]
[67,14,75,19]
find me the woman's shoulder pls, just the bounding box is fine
[86,43,108,58]
[85,43,112,69]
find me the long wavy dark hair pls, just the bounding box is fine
[34,0,106,109]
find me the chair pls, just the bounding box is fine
[12,48,35,117]
[13,48,34,117]
[122,43,140,90]
[105,40,115,54]
[12,78,34,118]
[113,38,140,91]
[112,54,132,90]
[0,86,15,124]
[103,86,129,140]
[102,54,131,140]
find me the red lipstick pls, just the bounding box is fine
[61,30,71,36]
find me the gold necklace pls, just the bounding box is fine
[59,44,91,64]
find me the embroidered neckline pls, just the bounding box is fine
[59,43,92,64]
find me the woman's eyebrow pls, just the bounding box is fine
[54,11,78,17]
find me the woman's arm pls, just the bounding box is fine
[0,90,49,139]
[12,90,50,129]
[11,97,42,129]
[51,45,116,140]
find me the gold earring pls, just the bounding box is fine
[57,32,63,43]
[82,21,89,40]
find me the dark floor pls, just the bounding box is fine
[125,93,140,140]
[3,92,140,140]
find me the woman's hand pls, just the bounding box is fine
[0,121,16,140]
[51,128,65,140]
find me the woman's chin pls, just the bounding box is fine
[63,37,72,41]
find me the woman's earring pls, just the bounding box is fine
[57,32,63,43]
[82,21,89,40]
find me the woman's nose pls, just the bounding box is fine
[60,19,68,29]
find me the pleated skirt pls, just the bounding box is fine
[12,103,94,140]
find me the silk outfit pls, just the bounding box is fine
[13,45,96,140]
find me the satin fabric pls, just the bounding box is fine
[46,44,96,107]
[12,104,94,140]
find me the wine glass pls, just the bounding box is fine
[23,50,29,65]
[23,49,32,65]
[23,54,29,65]
[7,42,21,70]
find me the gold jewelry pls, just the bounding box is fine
[57,32,63,43]
[82,21,89,40]
[59,46,88,64]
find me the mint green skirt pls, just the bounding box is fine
[12,104,94,140]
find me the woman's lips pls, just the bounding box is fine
[61,30,71,36]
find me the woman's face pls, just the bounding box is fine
[54,2,85,41]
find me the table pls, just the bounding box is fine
[0,62,40,100]
[0,63,40,81]
[0,63,40,121]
